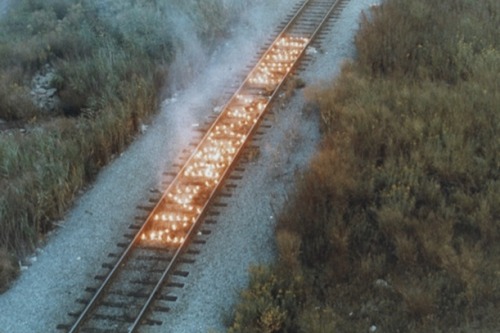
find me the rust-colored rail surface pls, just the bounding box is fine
[138,35,309,247]
[60,0,345,332]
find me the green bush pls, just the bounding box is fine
[228,266,305,333]
[0,0,249,292]
[355,0,500,83]
[177,0,243,49]
[0,71,38,120]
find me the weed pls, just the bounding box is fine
[228,0,500,331]
[276,230,301,272]
[394,278,437,320]
[0,0,248,291]
[0,248,18,293]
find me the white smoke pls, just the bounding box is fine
[0,0,12,17]
[164,7,208,93]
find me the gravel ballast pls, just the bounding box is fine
[0,1,379,332]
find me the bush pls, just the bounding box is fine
[0,248,18,293]
[0,70,38,120]
[176,0,243,49]
[228,266,305,333]
[355,0,500,83]
[229,0,500,331]
[0,0,250,293]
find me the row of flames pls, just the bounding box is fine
[140,36,309,246]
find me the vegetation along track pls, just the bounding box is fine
[59,0,346,332]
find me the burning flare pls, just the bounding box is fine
[140,35,309,247]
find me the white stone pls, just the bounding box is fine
[306,46,318,55]
[374,279,390,289]
[46,88,57,97]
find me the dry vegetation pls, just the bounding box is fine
[228,0,500,331]
[0,0,243,291]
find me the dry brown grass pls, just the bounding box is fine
[0,248,18,293]
[228,0,500,331]
[276,230,301,272]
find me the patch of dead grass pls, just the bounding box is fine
[0,248,18,294]
[228,0,500,331]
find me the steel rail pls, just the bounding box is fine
[65,0,342,331]
[127,1,314,331]
[127,0,342,331]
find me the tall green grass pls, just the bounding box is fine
[228,0,500,331]
[0,0,246,291]
[0,0,172,256]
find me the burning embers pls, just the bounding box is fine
[140,35,309,247]
[249,36,309,89]
[140,184,202,245]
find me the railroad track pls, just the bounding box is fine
[58,0,346,332]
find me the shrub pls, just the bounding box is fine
[228,265,305,333]
[229,0,500,331]
[0,248,18,293]
[177,0,243,49]
[0,0,251,293]
[0,71,38,120]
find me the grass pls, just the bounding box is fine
[176,0,244,50]
[0,0,247,291]
[227,0,500,331]
[0,248,17,293]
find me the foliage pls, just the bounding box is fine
[176,0,244,49]
[229,0,500,331]
[0,248,18,293]
[228,266,305,333]
[0,0,246,291]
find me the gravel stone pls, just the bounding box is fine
[0,1,379,332]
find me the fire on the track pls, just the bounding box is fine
[140,36,309,246]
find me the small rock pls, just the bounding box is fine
[46,88,57,97]
[164,97,177,105]
[369,325,377,332]
[374,279,390,289]
[306,46,318,55]
[36,87,47,95]
[30,64,59,112]
[44,72,55,81]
